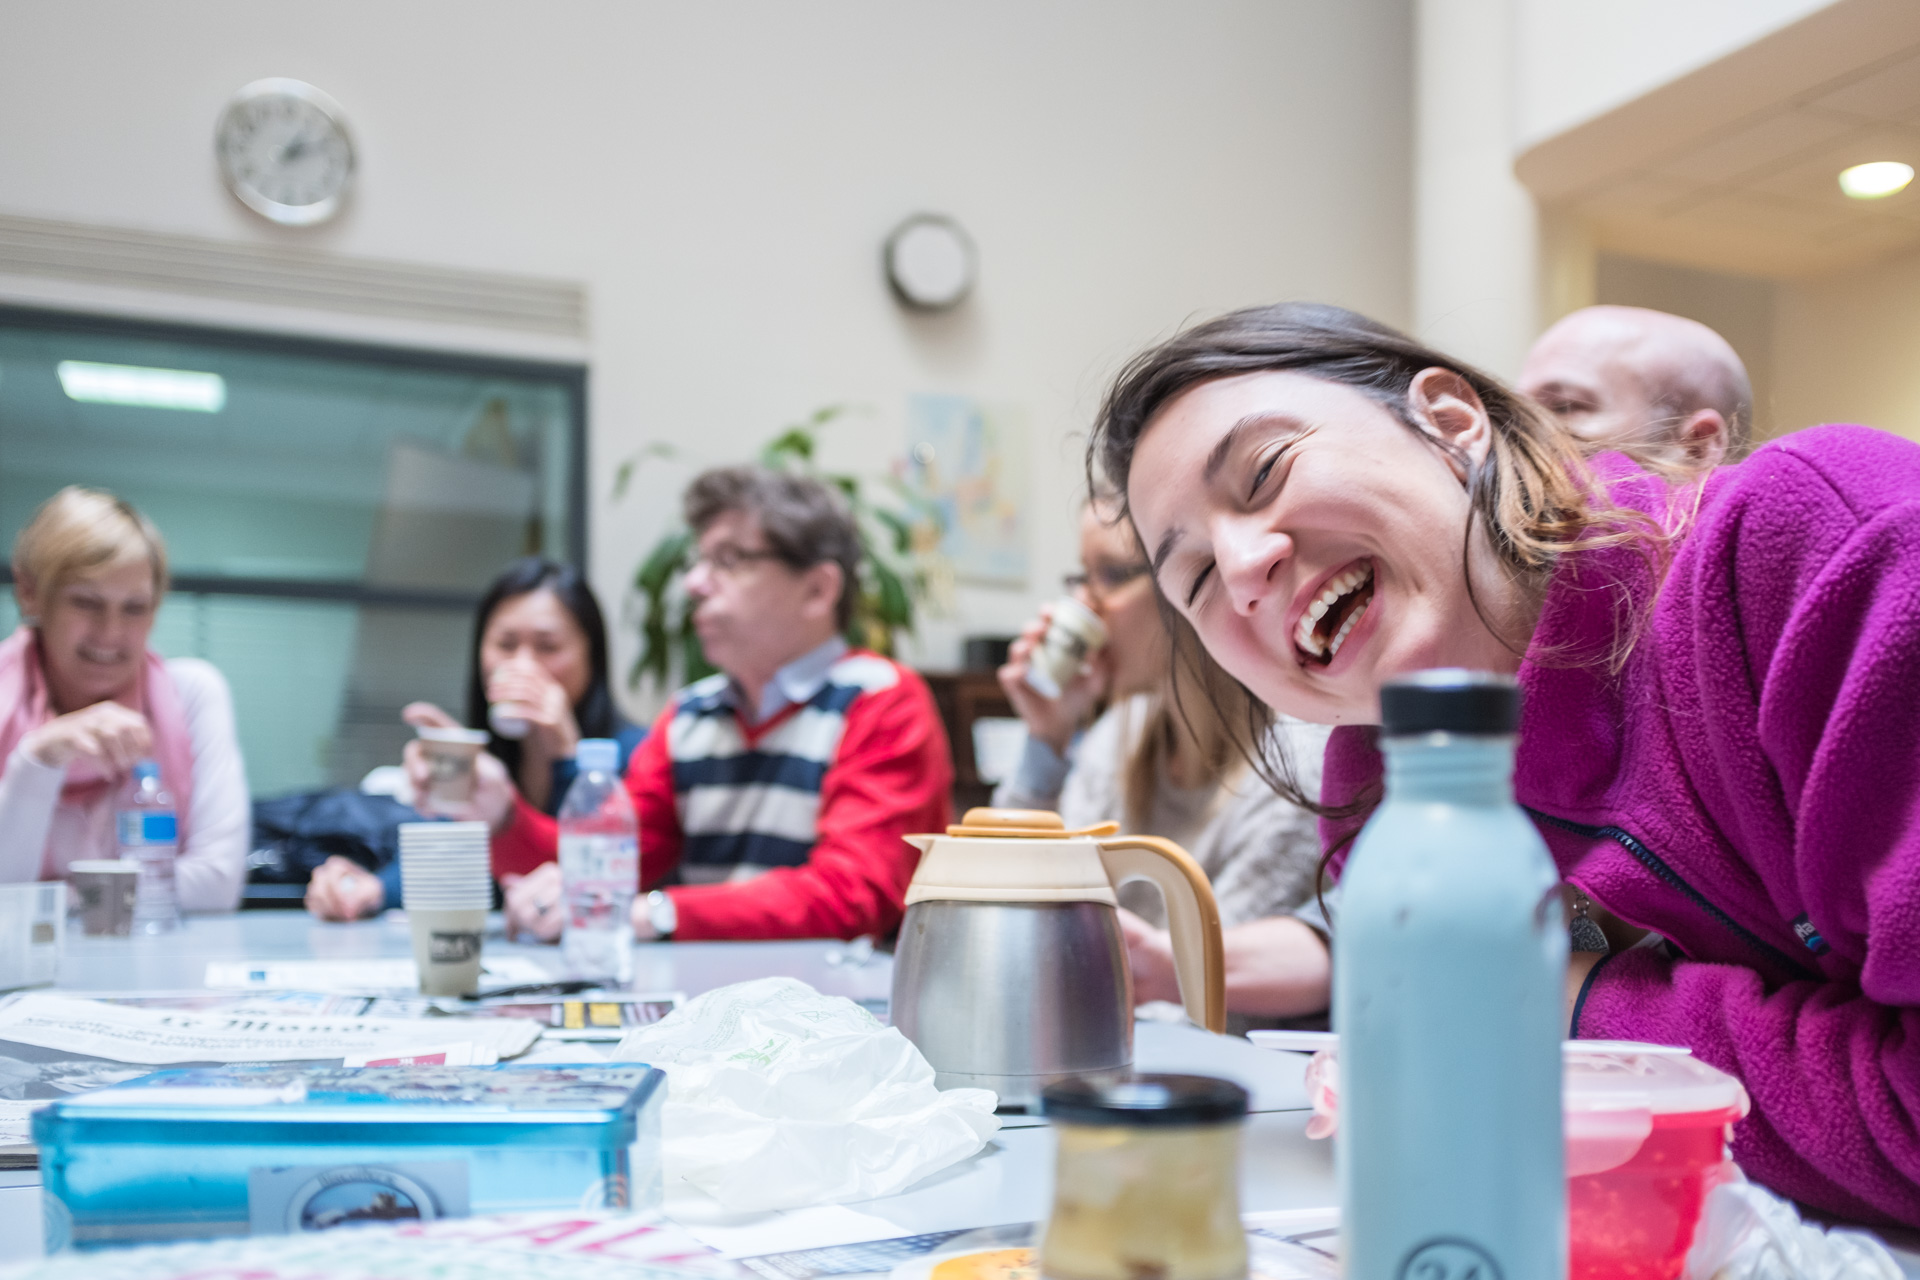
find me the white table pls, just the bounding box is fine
[5,912,1917,1276]
[0,913,1327,1266]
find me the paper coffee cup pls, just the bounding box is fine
[415,727,490,806]
[398,822,492,909]
[408,906,487,996]
[68,860,140,937]
[1025,597,1110,698]
[488,703,531,740]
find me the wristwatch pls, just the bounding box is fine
[642,890,677,942]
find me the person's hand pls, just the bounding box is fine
[401,701,462,731]
[1117,907,1182,1006]
[305,855,386,922]
[485,659,579,759]
[402,740,518,830]
[996,606,1109,754]
[21,702,153,773]
[502,862,566,943]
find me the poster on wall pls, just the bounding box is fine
[906,394,1028,587]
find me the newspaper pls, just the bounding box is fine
[102,989,683,1042]
[728,1211,1340,1280]
[0,993,541,1065]
[0,1098,43,1147]
[0,1211,748,1280]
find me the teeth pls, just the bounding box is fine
[1326,601,1368,659]
[1294,562,1374,660]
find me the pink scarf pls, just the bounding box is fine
[0,626,195,844]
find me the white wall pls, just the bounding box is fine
[0,0,1412,708]
[1414,0,1539,378]
[1774,245,1920,441]
[1513,0,1837,148]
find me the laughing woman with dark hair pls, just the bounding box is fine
[1095,301,1920,1228]
[305,558,643,921]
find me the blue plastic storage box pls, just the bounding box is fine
[33,1061,665,1251]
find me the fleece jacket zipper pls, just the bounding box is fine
[1525,807,1817,982]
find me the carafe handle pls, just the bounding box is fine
[1097,836,1226,1033]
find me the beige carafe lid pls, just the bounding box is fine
[903,808,1129,906]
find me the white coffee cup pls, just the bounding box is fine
[415,726,491,806]
[1025,597,1110,698]
[488,703,531,740]
[408,906,487,997]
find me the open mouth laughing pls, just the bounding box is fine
[1294,561,1374,666]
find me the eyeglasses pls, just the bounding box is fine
[1063,562,1151,601]
[691,544,785,576]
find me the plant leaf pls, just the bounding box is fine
[636,529,692,596]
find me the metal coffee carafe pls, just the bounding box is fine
[890,807,1225,1109]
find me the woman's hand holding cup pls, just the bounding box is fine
[23,701,153,773]
[998,604,1110,754]
[403,738,517,830]
[400,702,517,831]
[485,658,579,758]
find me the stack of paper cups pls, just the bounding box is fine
[399,821,491,996]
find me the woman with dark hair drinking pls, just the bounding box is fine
[1094,302,1920,1228]
[305,557,642,920]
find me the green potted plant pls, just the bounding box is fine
[616,405,940,693]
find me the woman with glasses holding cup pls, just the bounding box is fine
[305,557,644,921]
[996,495,1332,1028]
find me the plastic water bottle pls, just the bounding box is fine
[557,738,639,984]
[1334,671,1567,1280]
[118,759,182,935]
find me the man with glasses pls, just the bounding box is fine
[490,466,951,941]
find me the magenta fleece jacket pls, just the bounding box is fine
[1320,425,1920,1227]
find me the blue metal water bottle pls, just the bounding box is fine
[1335,670,1566,1280]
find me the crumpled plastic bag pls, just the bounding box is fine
[1683,1178,1902,1280]
[610,976,1000,1212]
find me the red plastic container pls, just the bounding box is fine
[1563,1045,1748,1280]
[1288,1040,1749,1280]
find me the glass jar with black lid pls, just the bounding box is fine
[1039,1073,1249,1280]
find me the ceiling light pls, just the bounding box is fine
[56,361,226,412]
[1838,161,1914,200]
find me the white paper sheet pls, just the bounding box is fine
[674,1204,917,1260]
[203,955,555,993]
[340,1041,498,1067]
[0,1099,45,1147]
[0,993,540,1065]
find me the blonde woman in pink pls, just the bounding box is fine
[0,488,248,911]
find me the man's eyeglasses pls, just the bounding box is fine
[1063,562,1151,600]
[692,544,786,576]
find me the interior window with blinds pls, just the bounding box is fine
[0,307,585,798]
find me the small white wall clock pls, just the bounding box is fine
[883,214,977,311]
[215,79,356,227]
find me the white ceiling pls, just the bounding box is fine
[1518,2,1920,278]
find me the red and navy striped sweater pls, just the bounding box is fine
[492,649,951,940]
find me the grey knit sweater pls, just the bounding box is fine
[992,695,1330,929]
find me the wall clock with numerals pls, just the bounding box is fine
[215,79,356,227]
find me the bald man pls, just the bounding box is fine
[1519,305,1752,472]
